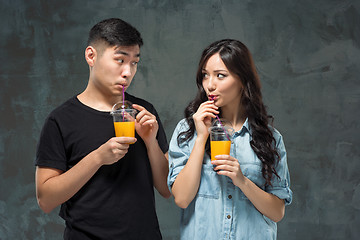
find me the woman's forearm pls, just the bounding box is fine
[237,177,285,222]
[171,137,207,208]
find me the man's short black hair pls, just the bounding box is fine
[87,18,143,47]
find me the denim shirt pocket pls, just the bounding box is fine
[239,163,265,199]
[197,164,220,199]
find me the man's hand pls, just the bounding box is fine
[96,137,137,165]
[132,104,158,144]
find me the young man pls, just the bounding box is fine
[35,18,170,239]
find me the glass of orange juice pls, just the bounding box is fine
[110,101,137,143]
[209,119,234,160]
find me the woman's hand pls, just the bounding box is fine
[192,100,219,139]
[213,155,286,222]
[211,155,246,187]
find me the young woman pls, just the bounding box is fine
[168,39,292,239]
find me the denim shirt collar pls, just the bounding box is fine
[234,117,251,137]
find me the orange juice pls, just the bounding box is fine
[210,140,231,160]
[114,121,135,142]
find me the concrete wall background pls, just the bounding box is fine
[0,0,359,239]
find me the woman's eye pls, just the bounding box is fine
[117,59,124,63]
[218,73,226,78]
[131,61,138,66]
[202,72,208,78]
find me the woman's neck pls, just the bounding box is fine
[221,104,247,132]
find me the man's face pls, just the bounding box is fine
[91,44,140,96]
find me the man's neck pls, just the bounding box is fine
[77,87,123,112]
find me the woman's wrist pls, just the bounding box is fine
[236,175,248,189]
[195,134,208,145]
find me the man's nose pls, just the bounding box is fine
[121,64,132,78]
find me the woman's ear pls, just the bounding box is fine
[85,46,96,67]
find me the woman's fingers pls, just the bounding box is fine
[193,102,219,121]
[211,156,239,171]
[199,101,219,113]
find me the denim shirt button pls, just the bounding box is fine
[228,195,232,199]
[227,215,231,219]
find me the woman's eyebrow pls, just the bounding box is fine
[203,68,227,73]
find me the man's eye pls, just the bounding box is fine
[117,59,124,63]
[132,61,138,66]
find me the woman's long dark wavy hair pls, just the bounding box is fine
[178,39,280,187]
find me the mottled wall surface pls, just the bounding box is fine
[0,0,359,239]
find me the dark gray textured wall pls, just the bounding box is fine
[1,0,359,239]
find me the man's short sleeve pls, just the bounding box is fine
[35,115,67,171]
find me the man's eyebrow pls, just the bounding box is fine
[114,50,140,58]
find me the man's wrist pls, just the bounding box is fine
[88,149,103,167]
[144,137,158,148]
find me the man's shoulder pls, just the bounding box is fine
[48,96,78,118]
[126,92,155,110]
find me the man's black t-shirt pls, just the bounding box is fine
[36,93,168,239]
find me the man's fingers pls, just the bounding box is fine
[135,110,147,122]
[132,104,145,111]
[114,137,137,144]
[138,115,157,125]
[135,111,157,125]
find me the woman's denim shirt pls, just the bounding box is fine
[168,118,292,240]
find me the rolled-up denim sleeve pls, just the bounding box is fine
[167,120,191,193]
[265,131,293,205]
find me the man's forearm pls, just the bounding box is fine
[145,141,171,198]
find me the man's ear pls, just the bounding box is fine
[85,46,96,67]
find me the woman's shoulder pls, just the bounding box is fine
[175,118,190,131]
[171,118,194,147]
[271,126,282,136]
[268,125,285,146]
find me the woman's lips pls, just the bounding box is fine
[208,95,218,100]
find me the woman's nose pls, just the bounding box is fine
[206,77,216,91]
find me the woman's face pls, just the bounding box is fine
[202,53,243,109]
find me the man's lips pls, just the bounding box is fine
[115,84,127,89]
